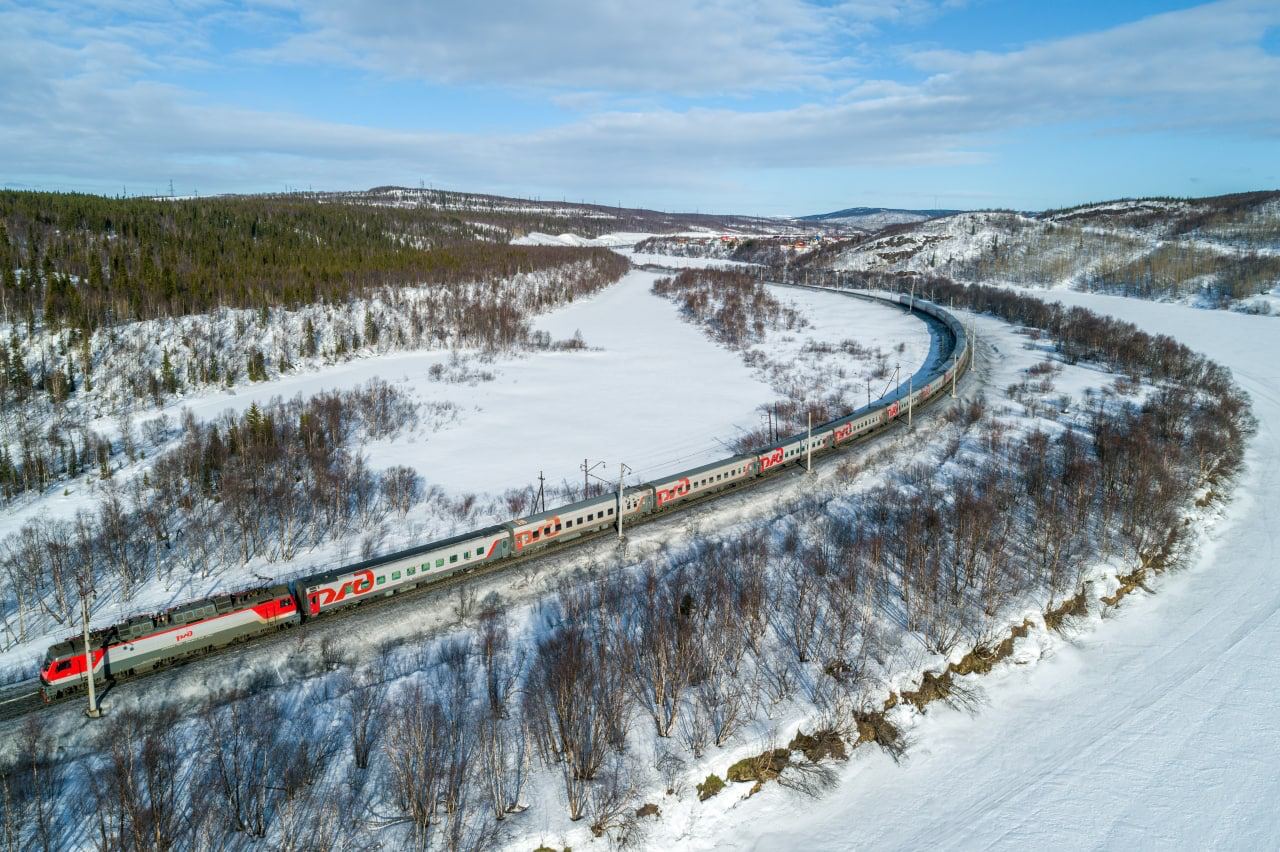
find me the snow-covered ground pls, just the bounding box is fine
[622,249,758,269]
[0,269,931,676]
[513,231,770,272]
[688,290,1280,850]
[511,230,659,247]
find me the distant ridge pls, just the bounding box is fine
[800,206,965,229]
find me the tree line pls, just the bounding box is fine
[652,268,804,349]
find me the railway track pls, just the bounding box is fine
[1,286,970,722]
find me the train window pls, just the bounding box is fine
[56,660,72,672]
[436,558,444,568]
[408,567,416,576]
[450,555,458,563]
[376,576,385,585]
[279,598,291,606]
[608,508,614,515]
[587,513,594,521]
[565,519,573,528]
[555,523,562,531]
[532,530,540,540]
[392,571,401,580]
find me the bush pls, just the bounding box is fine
[696,773,725,801]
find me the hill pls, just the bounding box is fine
[803,192,1280,311]
[319,186,798,238]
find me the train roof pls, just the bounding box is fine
[644,453,757,486]
[505,491,620,526]
[300,524,509,587]
[46,581,291,659]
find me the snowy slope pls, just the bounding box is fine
[822,194,1280,310]
[511,230,658,247]
[697,291,1280,850]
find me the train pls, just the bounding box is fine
[39,292,970,700]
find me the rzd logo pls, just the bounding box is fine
[656,478,691,507]
[515,517,561,550]
[758,447,785,471]
[887,401,900,419]
[833,423,854,443]
[314,569,376,609]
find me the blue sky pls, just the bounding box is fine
[1,0,1277,215]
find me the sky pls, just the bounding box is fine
[1,0,1277,216]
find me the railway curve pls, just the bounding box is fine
[3,286,971,721]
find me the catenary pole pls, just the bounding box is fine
[908,374,914,428]
[79,580,100,719]
[806,411,813,474]
[616,463,631,539]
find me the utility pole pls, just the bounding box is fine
[951,354,958,399]
[77,574,100,719]
[616,463,631,539]
[909,280,915,312]
[536,471,546,513]
[806,411,813,474]
[580,459,604,499]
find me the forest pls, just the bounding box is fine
[0,268,1254,850]
[0,191,627,331]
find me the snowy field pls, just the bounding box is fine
[691,291,1280,850]
[0,269,931,676]
[621,248,758,269]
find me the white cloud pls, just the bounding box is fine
[906,0,1280,132]
[257,0,863,95]
[2,0,1277,205]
